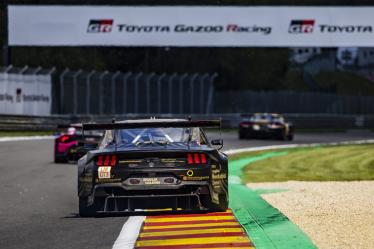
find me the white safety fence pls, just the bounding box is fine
[0,66,54,116]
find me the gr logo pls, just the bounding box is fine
[87,19,113,33]
[289,19,315,34]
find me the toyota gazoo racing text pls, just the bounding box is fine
[77,119,228,216]
[239,113,294,140]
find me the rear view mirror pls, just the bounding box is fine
[211,139,223,146]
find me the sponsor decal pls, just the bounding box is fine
[161,158,184,163]
[117,24,170,32]
[143,177,161,185]
[212,173,227,180]
[289,19,372,34]
[115,23,271,35]
[174,24,223,33]
[85,18,372,40]
[0,93,13,103]
[186,170,194,177]
[23,94,49,102]
[183,176,209,181]
[95,178,122,183]
[0,91,49,103]
[211,191,219,204]
[98,166,111,179]
[87,19,113,33]
[226,24,271,34]
[79,176,92,183]
[319,25,372,33]
[212,181,222,192]
[289,19,315,34]
[211,169,226,192]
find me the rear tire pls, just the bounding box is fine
[278,130,287,141]
[54,154,67,163]
[287,133,294,141]
[79,197,103,217]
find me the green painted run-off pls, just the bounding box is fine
[228,151,317,249]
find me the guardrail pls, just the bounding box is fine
[0,113,373,131]
[0,114,70,131]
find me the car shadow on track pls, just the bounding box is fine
[63,209,216,218]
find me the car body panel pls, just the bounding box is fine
[239,113,294,140]
[77,119,228,215]
[54,126,102,163]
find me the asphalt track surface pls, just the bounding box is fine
[0,130,373,249]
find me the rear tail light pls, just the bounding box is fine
[103,155,110,165]
[97,155,117,166]
[110,155,117,166]
[97,155,103,165]
[187,154,193,164]
[59,135,70,143]
[268,122,282,128]
[240,122,252,128]
[200,154,207,164]
[194,153,200,164]
[187,153,207,164]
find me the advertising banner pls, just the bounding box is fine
[0,72,52,115]
[8,6,374,47]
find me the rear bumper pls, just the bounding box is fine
[55,146,80,160]
[90,182,210,212]
[98,193,204,213]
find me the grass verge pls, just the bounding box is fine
[0,131,55,137]
[240,144,374,183]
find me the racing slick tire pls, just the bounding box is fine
[287,133,294,141]
[238,132,246,140]
[277,130,288,141]
[54,154,67,163]
[79,197,104,217]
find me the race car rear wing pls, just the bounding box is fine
[56,123,83,129]
[82,120,221,131]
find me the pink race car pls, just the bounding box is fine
[54,125,102,163]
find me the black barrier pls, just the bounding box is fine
[57,69,217,115]
[1,113,374,131]
[2,66,374,116]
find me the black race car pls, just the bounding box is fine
[77,119,228,216]
[239,113,294,140]
[54,124,102,163]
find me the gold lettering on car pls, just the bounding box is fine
[183,176,209,181]
[95,178,121,183]
[212,173,227,180]
[143,178,161,185]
